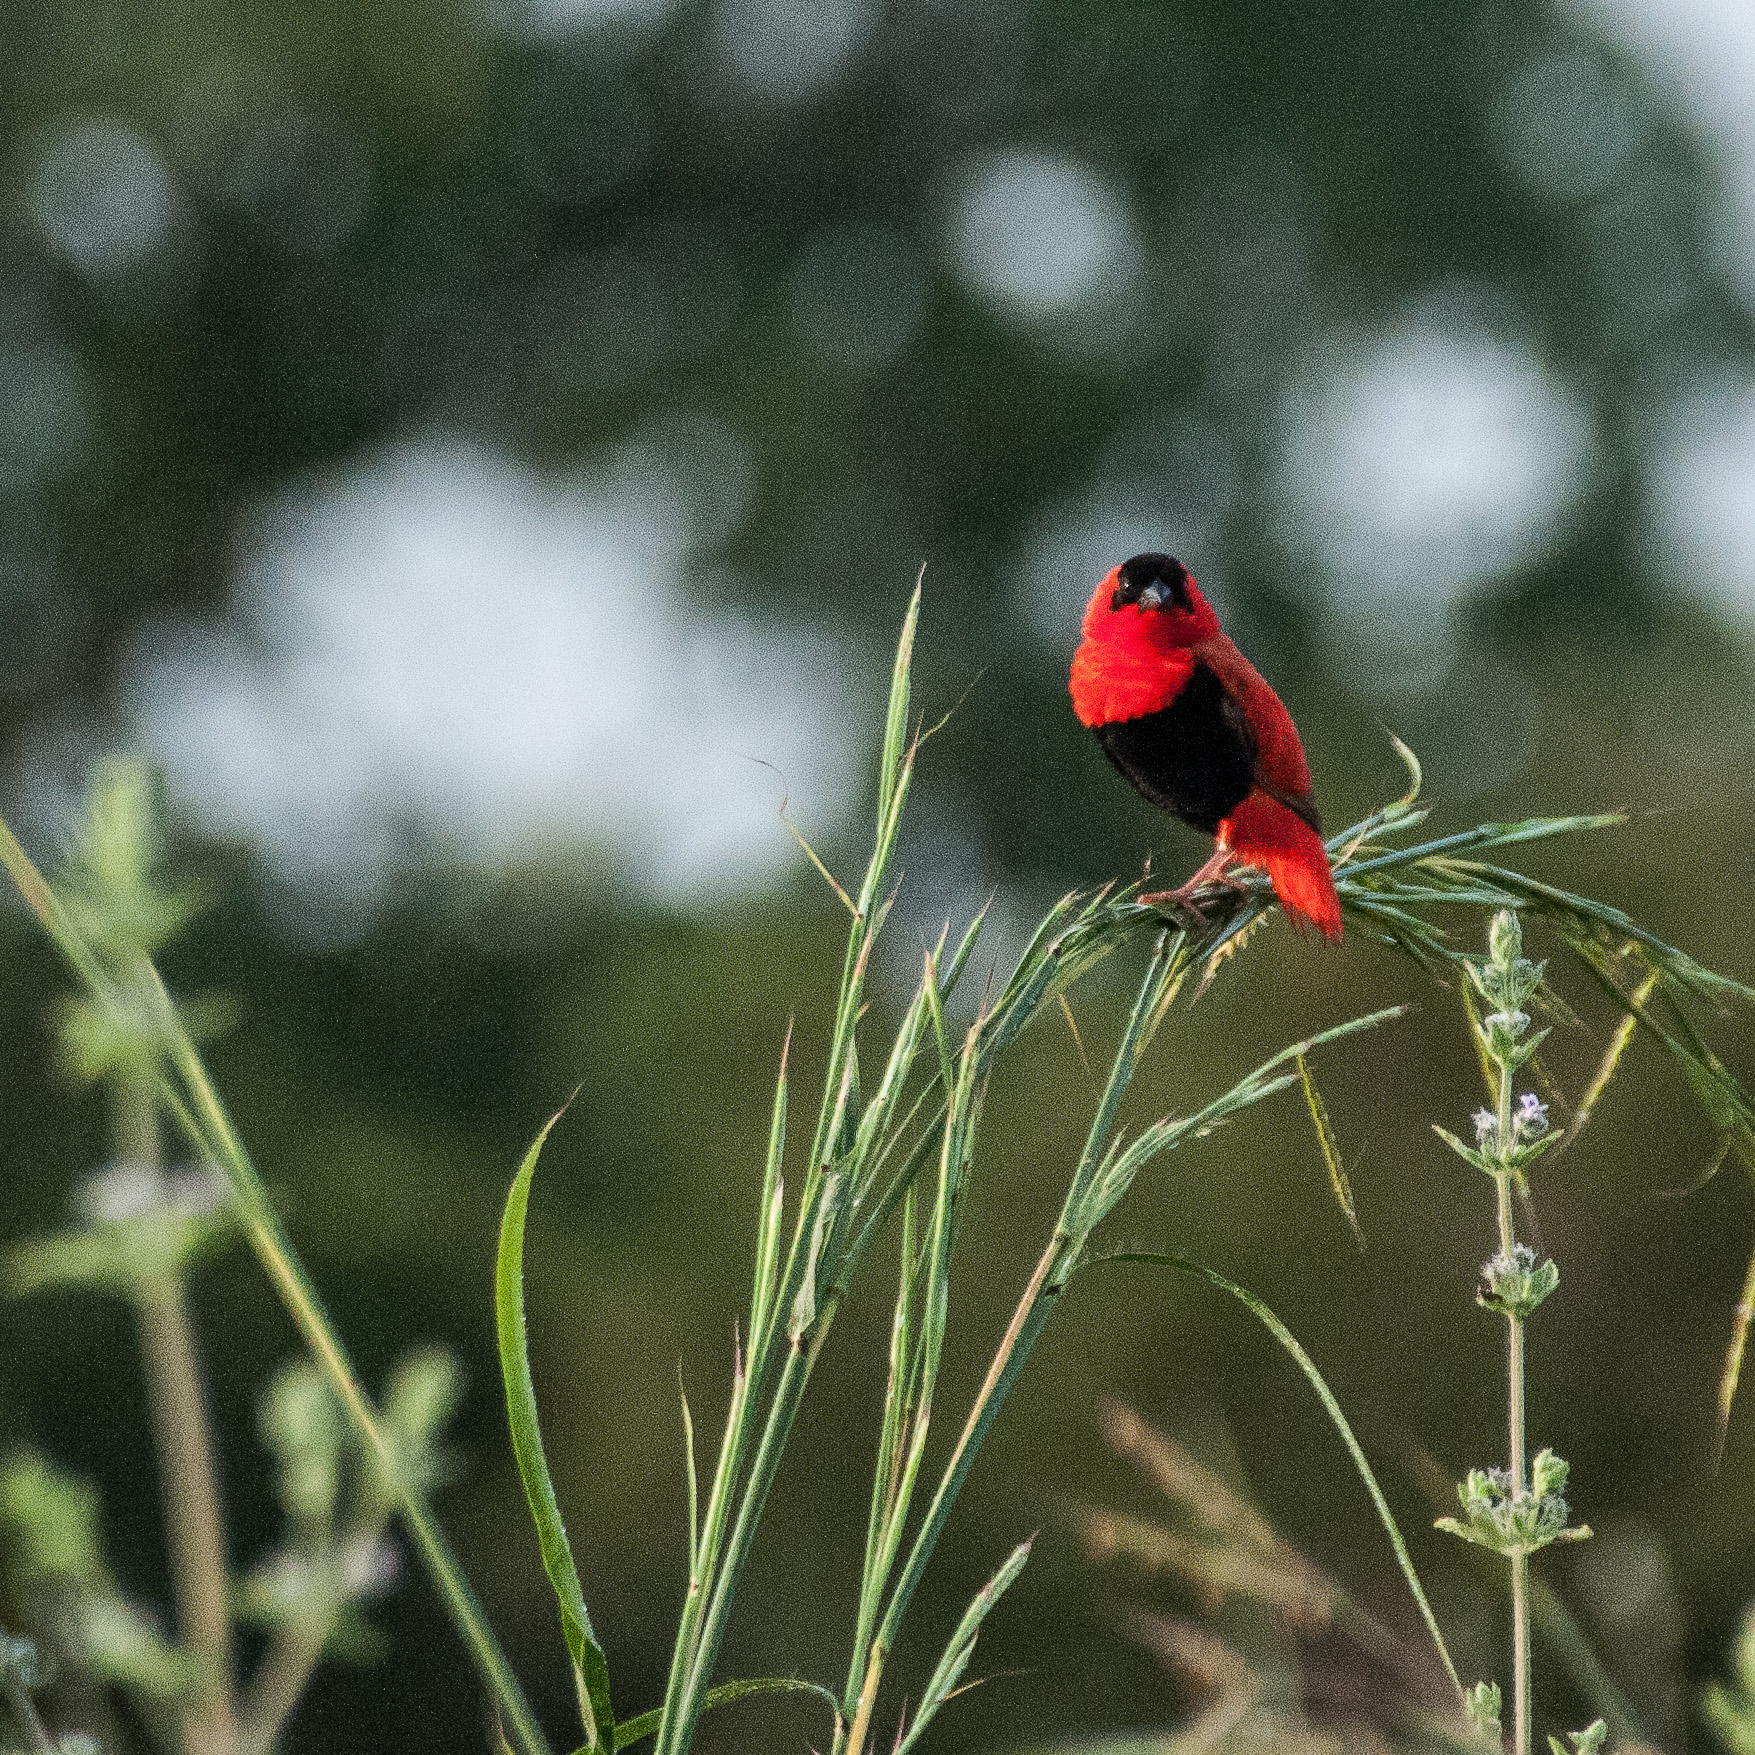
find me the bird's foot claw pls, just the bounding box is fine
[1138,884,1210,922]
[1138,870,1252,921]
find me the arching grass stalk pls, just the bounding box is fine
[1093,1253,1467,1705]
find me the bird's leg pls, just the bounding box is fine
[1139,846,1248,917]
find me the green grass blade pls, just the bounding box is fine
[1092,1006,1408,1219]
[920,947,956,1101]
[1719,1242,1755,1472]
[844,1187,922,1727]
[1094,1251,1464,1706]
[1062,933,1181,1216]
[863,1189,918,1576]
[497,1108,615,1748]
[680,1374,699,1581]
[610,1677,840,1750]
[1462,864,1755,1005]
[1339,813,1626,879]
[894,1536,1033,1755]
[1566,975,1653,1147]
[1565,938,1755,1164]
[878,578,922,819]
[866,988,1405,1706]
[1298,1052,1363,1248]
[747,1030,790,1364]
[845,983,934,1207]
[655,595,931,1755]
[802,578,922,1185]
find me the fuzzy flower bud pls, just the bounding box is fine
[1489,909,1523,968]
[1517,1092,1549,1136]
[1436,1447,1590,1557]
[1480,1244,1559,1316]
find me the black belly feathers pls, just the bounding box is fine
[1093,661,1257,836]
[1095,661,1327,839]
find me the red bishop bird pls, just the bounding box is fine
[1069,552,1343,941]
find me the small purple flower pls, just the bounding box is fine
[1517,1092,1549,1134]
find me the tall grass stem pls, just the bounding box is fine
[114,1071,237,1755]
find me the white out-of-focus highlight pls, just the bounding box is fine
[713,0,878,102]
[945,149,1137,323]
[1576,0,1755,302]
[1281,309,1593,691]
[1648,382,1755,618]
[490,0,677,46]
[28,116,183,282]
[125,441,862,933]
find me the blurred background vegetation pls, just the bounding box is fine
[4,0,1755,1747]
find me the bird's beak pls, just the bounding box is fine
[1136,580,1171,610]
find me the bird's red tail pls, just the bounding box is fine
[1221,790,1343,941]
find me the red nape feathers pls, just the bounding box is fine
[1069,552,1342,942]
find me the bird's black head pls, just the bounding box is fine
[1111,553,1193,613]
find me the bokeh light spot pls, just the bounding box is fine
[1281,304,1593,694]
[1648,380,1755,619]
[945,149,1137,322]
[1490,45,1648,206]
[516,0,678,35]
[125,442,862,935]
[27,116,183,281]
[1582,0,1755,303]
[712,0,878,102]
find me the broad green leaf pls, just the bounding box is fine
[497,1108,614,1748]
